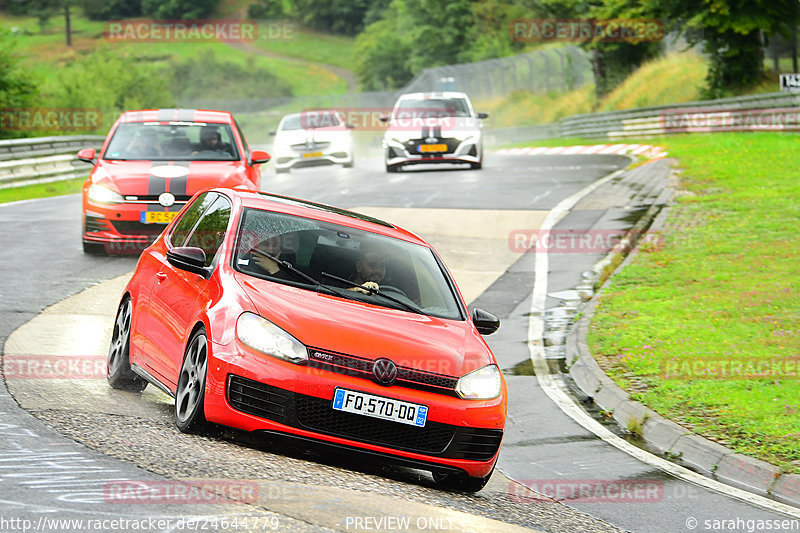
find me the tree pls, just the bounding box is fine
[0,29,39,139]
[81,0,143,20]
[583,0,661,98]
[140,0,220,20]
[293,0,373,35]
[354,14,414,90]
[641,0,798,97]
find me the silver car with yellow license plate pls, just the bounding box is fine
[271,110,354,173]
[381,92,487,172]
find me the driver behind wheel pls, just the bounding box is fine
[350,244,386,294]
[193,126,233,156]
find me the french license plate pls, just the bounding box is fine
[332,388,428,427]
[141,211,178,224]
[418,143,447,153]
[302,151,323,158]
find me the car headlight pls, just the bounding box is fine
[456,365,501,400]
[236,312,307,364]
[88,184,124,204]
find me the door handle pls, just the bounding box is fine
[156,272,167,283]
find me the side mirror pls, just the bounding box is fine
[250,150,271,165]
[76,148,96,164]
[167,246,209,277]
[476,112,489,119]
[378,115,390,123]
[472,308,500,335]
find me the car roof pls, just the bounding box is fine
[396,92,470,101]
[218,188,428,246]
[282,109,342,120]
[117,109,235,124]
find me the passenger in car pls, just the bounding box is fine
[125,129,164,159]
[248,235,295,281]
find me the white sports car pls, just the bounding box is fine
[271,110,354,173]
[381,92,487,172]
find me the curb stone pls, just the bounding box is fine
[565,166,800,508]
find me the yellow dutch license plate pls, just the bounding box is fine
[142,211,178,224]
[418,144,447,153]
[302,151,324,158]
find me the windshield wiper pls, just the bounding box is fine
[319,272,424,315]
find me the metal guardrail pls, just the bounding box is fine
[485,91,800,145]
[0,135,104,190]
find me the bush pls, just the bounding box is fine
[42,47,174,133]
[165,50,293,100]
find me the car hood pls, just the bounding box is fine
[273,129,350,148]
[235,274,492,378]
[91,160,248,195]
[385,116,481,141]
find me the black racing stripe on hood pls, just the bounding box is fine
[433,125,442,138]
[147,160,168,209]
[157,109,177,122]
[168,161,191,210]
[177,109,195,122]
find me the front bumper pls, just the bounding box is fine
[82,197,187,253]
[204,341,506,478]
[273,147,353,170]
[383,136,482,168]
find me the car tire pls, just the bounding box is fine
[386,164,399,173]
[470,161,482,170]
[175,328,209,433]
[343,160,354,168]
[83,241,106,255]
[107,297,148,392]
[275,167,289,174]
[432,465,494,493]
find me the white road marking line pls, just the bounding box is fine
[526,167,800,518]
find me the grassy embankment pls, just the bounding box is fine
[477,51,708,127]
[0,8,356,202]
[580,133,799,473]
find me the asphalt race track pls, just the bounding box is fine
[1,153,798,532]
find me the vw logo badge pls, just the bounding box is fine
[158,192,175,207]
[372,358,398,386]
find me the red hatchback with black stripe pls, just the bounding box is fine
[78,109,270,254]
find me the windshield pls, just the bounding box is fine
[233,208,463,320]
[103,122,240,161]
[280,111,343,131]
[395,97,471,119]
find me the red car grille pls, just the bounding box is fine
[306,348,459,397]
[226,375,502,461]
[110,220,168,237]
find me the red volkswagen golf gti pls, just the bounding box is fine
[107,188,506,491]
[79,109,270,254]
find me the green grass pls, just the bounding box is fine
[1,10,348,98]
[250,24,356,71]
[585,133,800,472]
[0,177,85,204]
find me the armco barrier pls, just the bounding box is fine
[486,91,800,146]
[0,135,104,189]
